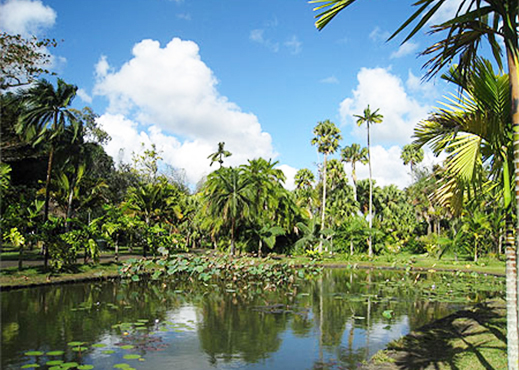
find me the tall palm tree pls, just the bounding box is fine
[294,168,316,218]
[203,167,251,255]
[354,106,383,257]
[400,143,424,174]
[311,120,342,253]
[341,143,368,201]
[311,2,519,365]
[15,78,77,268]
[208,142,232,168]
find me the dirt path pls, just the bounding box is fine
[0,254,140,269]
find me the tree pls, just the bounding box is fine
[354,106,383,257]
[400,143,424,175]
[0,33,57,90]
[311,1,519,365]
[341,143,368,201]
[15,78,77,268]
[203,167,251,255]
[311,120,342,253]
[208,142,232,168]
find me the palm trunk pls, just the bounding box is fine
[367,122,373,257]
[320,155,328,253]
[230,218,235,256]
[508,46,519,370]
[352,163,357,202]
[42,144,55,269]
[505,216,519,370]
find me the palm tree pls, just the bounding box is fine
[294,168,316,218]
[15,78,77,268]
[312,2,519,365]
[203,167,251,255]
[400,143,424,175]
[311,120,342,253]
[208,142,232,168]
[341,143,368,200]
[354,106,383,257]
[414,59,517,365]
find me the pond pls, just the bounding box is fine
[1,268,504,370]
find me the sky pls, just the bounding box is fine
[0,0,469,190]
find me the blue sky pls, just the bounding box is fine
[1,0,469,189]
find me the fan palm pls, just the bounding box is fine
[354,106,383,257]
[341,143,368,200]
[311,119,342,252]
[400,143,424,174]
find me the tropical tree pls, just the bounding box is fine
[203,167,251,255]
[311,1,519,365]
[400,143,424,175]
[311,120,342,252]
[341,143,368,201]
[208,142,232,168]
[354,106,383,257]
[15,78,77,268]
[294,168,316,218]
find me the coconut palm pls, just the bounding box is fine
[208,142,232,168]
[354,106,383,257]
[203,167,251,255]
[400,143,424,175]
[311,120,342,252]
[311,1,519,364]
[341,143,368,200]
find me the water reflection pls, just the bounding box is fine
[1,269,503,370]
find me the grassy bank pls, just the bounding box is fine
[360,300,507,370]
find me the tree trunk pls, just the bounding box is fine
[258,239,262,258]
[319,154,328,253]
[367,122,373,257]
[230,218,235,256]
[42,145,55,269]
[508,46,519,370]
[505,217,519,370]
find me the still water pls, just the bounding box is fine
[1,269,504,370]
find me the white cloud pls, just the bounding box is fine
[320,76,339,84]
[284,35,302,55]
[406,70,438,100]
[339,67,431,147]
[0,0,56,35]
[249,29,279,52]
[93,37,276,185]
[369,26,390,42]
[390,41,419,59]
[177,13,191,21]
[277,164,297,191]
[77,88,92,104]
[427,0,466,25]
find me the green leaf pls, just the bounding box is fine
[24,351,44,356]
[46,351,65,356]
[123,354,141,360]
[21,364,40,369]
[382,310,394,320]
[77,365,94,370]
[119,345,134,350]
[67,341,85,347]
[46,360,64,366]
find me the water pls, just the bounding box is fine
[1,268,504,370]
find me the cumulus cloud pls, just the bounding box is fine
[277,164,297,191]
[93,37,277,185]
[390,41,419,59]
[339,67,430,147]
[0,0,56,35]
[77,88,92,104]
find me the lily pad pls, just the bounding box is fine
[71,346,88,352]
[60,363,79,369]
[119,345,134,350]
[113,364,131,368]
[46,360,64,366]
[92,343,106,348]
[67,341,85,347]
[46,351,65,356]
[24,351,44,356]
[123,354,141,360]
[77,365,94,370]
[21,364,40,369]
[102,350,115,354]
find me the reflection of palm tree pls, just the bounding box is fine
[354,106,383,257]
[208,142,232,168]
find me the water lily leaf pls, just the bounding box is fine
[67,341,85,347]
[119,345,134,350]
[382,310,394,319]
[24,351,44,356]
[21,364,40,368]
[60,362,79,369]
[46,360,64,366]
[102,350,115,354]
[123,354,141,360]
[72,346,88,352]
[113,364,131,368]
[77,365,94,369]
[46,351,65,356]
[92,343,106,348]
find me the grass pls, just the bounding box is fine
[363,300,508,370]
